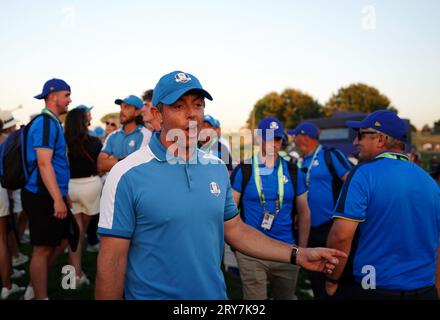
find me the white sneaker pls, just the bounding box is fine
[11,268,26,279]
[23,285,35,300]
[75,274,90,289]
[12,252,29,267]
[1,283,26,300]
[86,243,100,253]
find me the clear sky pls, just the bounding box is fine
[0,0,439,131]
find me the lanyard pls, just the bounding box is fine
[298,145,322,187]
[374,151,409,161]
[42,108,61,124]
[252,152,284,214]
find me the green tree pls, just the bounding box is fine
[247,89,323,129]
[324,83,397,115]
[433,119,440,134]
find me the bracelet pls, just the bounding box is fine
[290,245,299,265]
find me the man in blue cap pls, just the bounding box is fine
[95,70,346,300]
[97,95,151,176]
[200,114,233,172]
[21,78,72,299]
[326,110,440,299]
[230,116,310,300]
[288,121,353,299]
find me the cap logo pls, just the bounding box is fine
[209,182,221,196]
[175,73,191,84]
[374,121,381,127]
[50,87,55,91]
[269,121,279,130]
[300,130,305,134]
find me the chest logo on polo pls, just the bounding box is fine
[283,175,288,184]
[209,182,221,197]
[313,159,319,167]
[129,140,135,147]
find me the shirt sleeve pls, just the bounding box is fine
[98,171,136,239]
[333,168,369,222]
[330,149,353,179]
[295,168,308,196]
[224,181,239,221]
[101,133,114,155]
[31,116,59,150]
[230,165,243,193]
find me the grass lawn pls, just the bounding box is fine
[5,243,313,300]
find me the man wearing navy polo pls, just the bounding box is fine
[326,110,440,299]
[97,95,151,176]
[95,70,347,300]
[22,78,72,300]
[289,122,353,299]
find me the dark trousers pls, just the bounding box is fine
[334,282,439,300]
[86,214,99,246]
[307,221,333,300]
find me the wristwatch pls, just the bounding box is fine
[290,245,299,265]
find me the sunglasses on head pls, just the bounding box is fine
[106,121,116,127]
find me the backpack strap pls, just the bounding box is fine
[323,147,345,204]
[230,161,252,222]
[287,160,299,241]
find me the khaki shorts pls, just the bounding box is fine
[0,185,9,218]
[69,176,102,216]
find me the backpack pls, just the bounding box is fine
[0,113,60,190]
[230,158,299,240]
[323,147,353,204]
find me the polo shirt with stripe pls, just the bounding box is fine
[98,132,238,299]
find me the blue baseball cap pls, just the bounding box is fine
[34,78,71,100]
[75,105,94,112]
[213,119,220,128]
[257,117,285,141]
[287,122,319,140]
[346,110,408,142]
[152,71,213,107]
[114,95,144,110]
[203,115,217,127]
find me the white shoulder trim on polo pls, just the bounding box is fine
[99,146,155,230]
[139,126,152,147]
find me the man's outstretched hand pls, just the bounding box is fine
[296,247,347,274]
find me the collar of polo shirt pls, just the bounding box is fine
[149,132,198,163]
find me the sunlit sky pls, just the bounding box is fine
[0,0,439,131]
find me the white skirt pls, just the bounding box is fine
[69,176,103,216]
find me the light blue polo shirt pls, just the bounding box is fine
[101,125,151,160]
[231,156,307,244]
[333,151,440,290]
[98,132,238,300]
[300,146,352,227]
[24,110,69,196]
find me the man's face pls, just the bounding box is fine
[142,101,154,123]
[119,103,140,125]
[50,90,71,115]
[261,137,283,156]
[160,93,205,149]
[354,128,382,161]
[293,134,308,156]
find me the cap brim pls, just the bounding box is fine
[161,87,213,106]
[114,99,123,105]
[34,93,46,100]
[346,120,365,129]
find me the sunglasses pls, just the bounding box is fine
[357,130,378,140]
[106,121,116,127]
